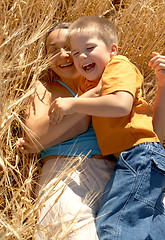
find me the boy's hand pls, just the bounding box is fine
[48,97,75,124]
[149,52,165,87]
[16,137,42,154]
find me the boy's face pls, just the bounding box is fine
[70,32,117,81]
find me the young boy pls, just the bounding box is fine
[49,16,165,239]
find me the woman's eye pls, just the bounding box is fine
[65,46,71,52]
[52,50,59,54]
[49,48,59,55]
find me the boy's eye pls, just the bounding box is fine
[72,51,79,57]
[87,46,95,51]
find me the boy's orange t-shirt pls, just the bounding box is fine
[78,55,159,156]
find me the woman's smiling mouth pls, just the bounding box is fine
[59,62,74,68]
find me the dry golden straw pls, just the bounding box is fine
[0,0,165,239]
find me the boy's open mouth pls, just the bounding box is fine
[83,63,95,72]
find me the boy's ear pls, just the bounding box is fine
[110,43,118,57]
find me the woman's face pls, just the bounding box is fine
[46,28,80,81]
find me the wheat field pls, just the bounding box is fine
[0,0,165,239]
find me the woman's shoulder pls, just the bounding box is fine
[36,70,56,91]
[35,75,56,96]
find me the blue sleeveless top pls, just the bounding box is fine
[41,80,101,159]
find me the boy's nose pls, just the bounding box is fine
[79,52,87,59]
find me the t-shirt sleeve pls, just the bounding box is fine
[78,78,100,96]
[102,57,138,97]
[78,78,86,96]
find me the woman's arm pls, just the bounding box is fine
[18,80,90,153]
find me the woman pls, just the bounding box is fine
[17,22,115,240]
[17,22,165,239]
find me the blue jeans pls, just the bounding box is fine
[96,142,165,240]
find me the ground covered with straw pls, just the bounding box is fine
[0,0,165,239]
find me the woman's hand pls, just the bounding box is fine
[16,137,43,154]
[48,97,76,124]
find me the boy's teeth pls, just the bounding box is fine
[83,63,95,71]
[86,65,91,70]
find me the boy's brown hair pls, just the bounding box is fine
[69,16,118,46]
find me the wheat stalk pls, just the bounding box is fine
[0,0,164,239]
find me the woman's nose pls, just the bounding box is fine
[60,48,70,57]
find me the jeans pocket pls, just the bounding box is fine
[134,153,165,214]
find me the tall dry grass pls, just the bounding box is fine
[0,0,165,239]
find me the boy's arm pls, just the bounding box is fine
[150,53,165,144]
[49,91,133,123]
[49,79,102,124]
[71,91,133,117]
